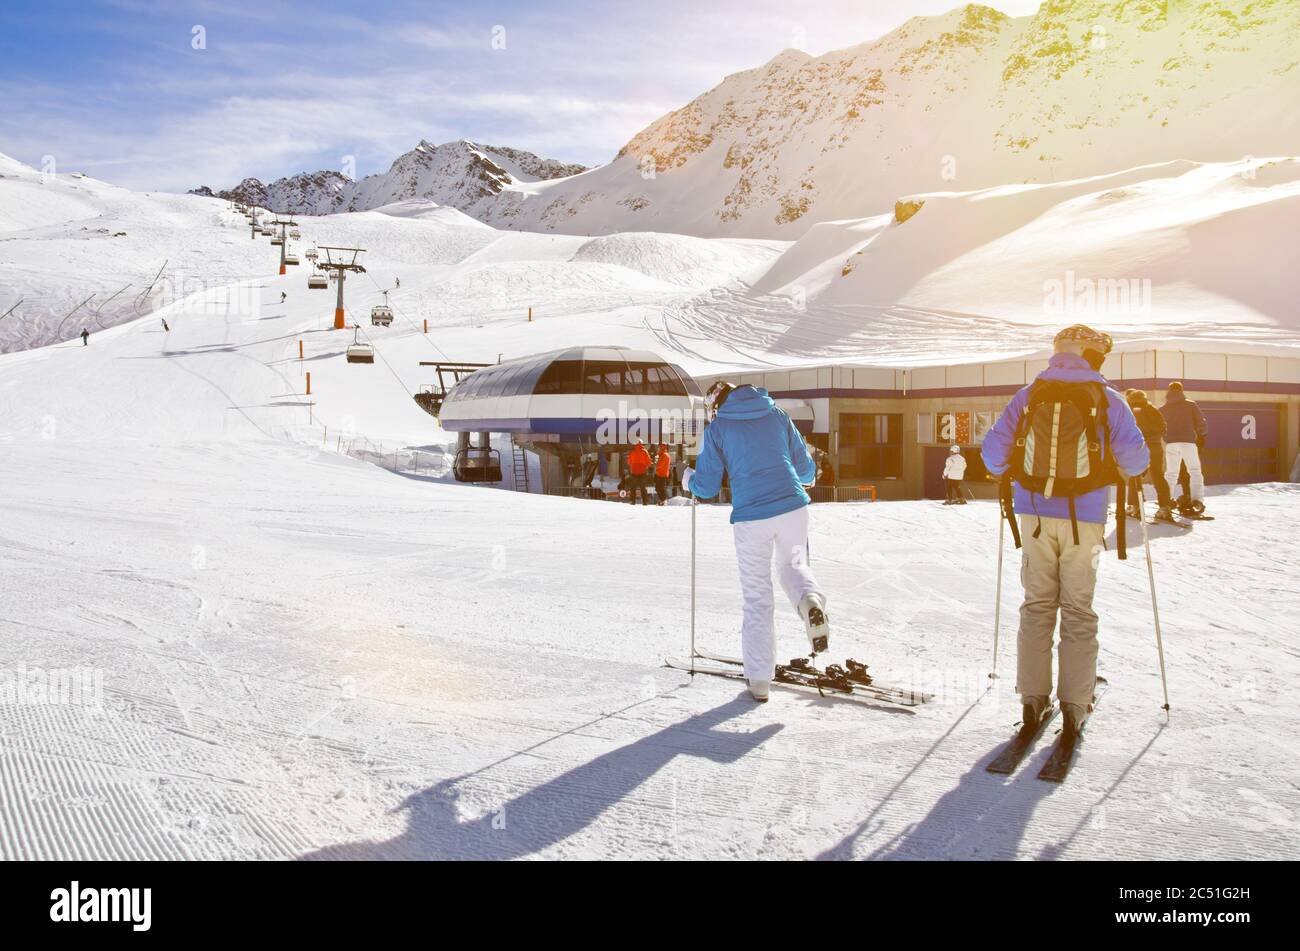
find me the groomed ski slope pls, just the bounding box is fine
[1,274,1297,859]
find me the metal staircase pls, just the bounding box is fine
[511,441,530,493]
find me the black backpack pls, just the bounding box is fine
[1001,380,1129,558]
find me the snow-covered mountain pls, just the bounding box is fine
[476,0,1300,237]
[199,140,586,218]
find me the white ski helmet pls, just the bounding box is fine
[705,381,736,421]
[950,444,962,454]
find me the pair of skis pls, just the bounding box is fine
[985,677,1109,782]
[664,649,933,707]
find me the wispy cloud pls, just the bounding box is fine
[0,0,1044,191]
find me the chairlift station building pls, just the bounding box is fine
[423,344,1300,499]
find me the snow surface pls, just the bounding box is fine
[1,149,1298,859]
[1,211,1297,860]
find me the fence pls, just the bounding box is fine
[337,435,451,478]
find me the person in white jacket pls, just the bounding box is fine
[942,445,967,504]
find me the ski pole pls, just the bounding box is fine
[690,495,697,678]
[1134,477,1171,716]
[990,502,1004,680]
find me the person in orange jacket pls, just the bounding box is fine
[626,442,652,505]
[653,443,673,505]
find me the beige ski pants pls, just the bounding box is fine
[1016,515,1104,706]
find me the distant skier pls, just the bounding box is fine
[982,325,1148,750]
[653,443,672,505]
[280,292,287,303]
[625,441,652,505]
[684,382,827,703]
[942,445,967,504]
[160,318,170,332]
[80,329,89,346]
[1160,381,1209,517]
[1125,389,1175,521]
[395,277,401,289]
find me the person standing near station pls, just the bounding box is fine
[1160,381,1209,517]
[80,329,89,346]
[942,445,967,504]
[1124,389,1175,521]
[625,441,652,505]
[653,443,672,505]
[684,382,828,702]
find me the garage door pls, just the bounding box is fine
[1199,402,1281,485]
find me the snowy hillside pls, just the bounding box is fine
[642,157,1300,372]
[200,140,586,219]
[0,152,779,354]
[473,0,1300,237]
[1,284,1296,857]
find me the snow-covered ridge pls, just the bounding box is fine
[196,140,586,218]
[472,0,1300,237]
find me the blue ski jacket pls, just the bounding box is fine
[691,385,816,524]
[981,353,1149,524]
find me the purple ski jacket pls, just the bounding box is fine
[981,352,1150,524]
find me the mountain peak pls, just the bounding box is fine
[203,139,585,217]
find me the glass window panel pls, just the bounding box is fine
[667,364,701,397]
[535,359,585,395]
[623,363,646,393]
[582,359,625,394]
[917,412,934,444]
[509,359,546,395]
[481,367,508,397]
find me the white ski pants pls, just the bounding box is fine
[1164,441,1205,502]
[731,504,822,682]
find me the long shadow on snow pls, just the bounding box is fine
[300,696,780,860]
[1105,516,1198,552]
[863,747,1058,860]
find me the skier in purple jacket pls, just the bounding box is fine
[982,325,1148,748]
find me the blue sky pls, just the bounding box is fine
[0,0,1041,192]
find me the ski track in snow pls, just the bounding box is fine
[2,421,1297,857]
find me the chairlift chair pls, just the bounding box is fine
[453,446,503,483]
[285,251,299,266]
[345,328,374,365]
[307,271,328,289]
[370,290,393,327]
[290,229,301,240]
[271,235,284,246]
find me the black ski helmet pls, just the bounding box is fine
[705,381,736,421]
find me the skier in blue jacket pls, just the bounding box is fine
[982,325,1149,744]
[685,383,827,702]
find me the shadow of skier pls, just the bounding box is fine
[864,750,1057,860]
[816,690,990,860]
[300,696,781,860]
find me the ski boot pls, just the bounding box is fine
[1059,701,1089,750]
[747,679,770,703]
[1125,503,1142,520]
[1153,504,1180,524]
[798,593,830,654]
[1018,695,1050,739]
